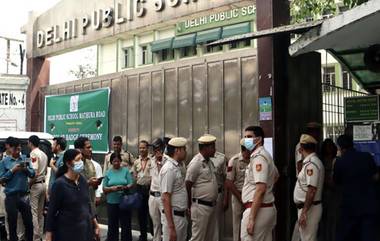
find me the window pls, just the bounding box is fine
[229,40,251,49]
[342,70,352,90]
[123,47,134,68]
[205,41,222,53]
[157,49,174,62]
[141,45,152,65]
[180,46,197,58]
[323,66,336,91]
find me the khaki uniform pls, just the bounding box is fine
[210,151,227,241]
[30,148,48,241]
[293,153,324,241]
[186,153,218,241]
[81,158,97,215]
[241,146,278,241]
[103,150,135,175]
[133,156,153,240]
[292,143,302,241]
[149,156,163,241]
[227,153,249,241]
[160,156,188,241]
[132,156,152,186]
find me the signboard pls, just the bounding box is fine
[345,96,379,122]
[259,97,272,121]
[176,5,256,35]
[44,88,110,153]
[353,125,373,141]
[0,90,26,109]
[31,0,242,57]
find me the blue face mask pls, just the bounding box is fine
[72,160,84,174]
[244,138,256,151]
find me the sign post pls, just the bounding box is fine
[44,88,110,153]
[344,96,380,122]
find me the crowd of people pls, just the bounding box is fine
[0,123,378,241]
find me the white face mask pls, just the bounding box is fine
[72,160,84,174]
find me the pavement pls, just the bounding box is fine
[99,224,153,241]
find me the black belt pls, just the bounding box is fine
[35,180,45,184]
[162,209,186,217]
[150,191,161,197]
[296,201,321,209]
[192,198,216,207]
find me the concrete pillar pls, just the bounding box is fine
[26,57,50,132]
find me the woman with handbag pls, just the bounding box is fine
[45,149,100,241]
[103,152,134,241]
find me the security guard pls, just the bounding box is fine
[210,149,227,241]
[241,126,278,241]
[149,138,166,241]
[103,136,135,175]
[160,137,188,241]
[226,139,250,241]
[294,134,324,241]
[186,135,218,241]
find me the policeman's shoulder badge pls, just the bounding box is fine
[307,169,313,176]
[256,164,262,172]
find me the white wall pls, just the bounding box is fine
[98,42,118,75]
[0,75,29,131]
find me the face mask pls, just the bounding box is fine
[244,138,256,151]
[72,160,84,174]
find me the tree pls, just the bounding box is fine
[68,46,97,80]
[291,0,369,23]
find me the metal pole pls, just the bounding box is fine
[6,39,10,74]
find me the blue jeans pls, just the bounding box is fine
[107,203,132,241]
[5,193,33,241]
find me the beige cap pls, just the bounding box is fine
[168,137,187,147]
[197,134,217,144]
[299,134,318,144]
[240,138,245,146]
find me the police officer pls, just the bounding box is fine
[160,137,188,241]
[149,138,166,241]
[241,126,278,241]
[210,148,227,241]
[186,134,218,241]
[294,134,324,241]
[226,139,250,241]
[0,137,35,241]
[132,140,152,241]
[103,136,135,175]
[28,135,48,241]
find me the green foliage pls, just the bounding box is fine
[343,0,368,8]
[291,0,369,23]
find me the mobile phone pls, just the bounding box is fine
[19,162,25,168]
[97,177,104,182]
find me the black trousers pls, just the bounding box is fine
[5,193,33,241]
[136,185,152,241]
[336,213,378,241]
[107,203,132,241]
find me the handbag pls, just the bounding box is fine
[119,192,142,210]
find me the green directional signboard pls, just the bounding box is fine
[176,5,256,35]
[345,96,379,122]
[44,88,110,153]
